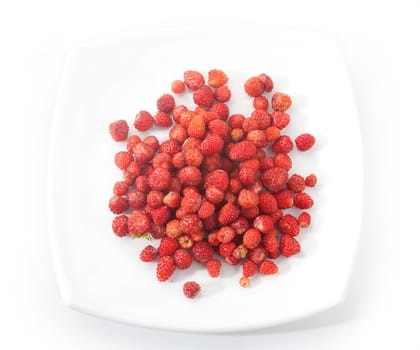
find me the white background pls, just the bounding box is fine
[0,0,419,349]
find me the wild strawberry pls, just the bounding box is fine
[146,190,164,208]
[251,110,272,129]
[200,133,225,155]
[158,236,178,256]
[219,242,236,257]
[295,133,316,151]
[207,231,220,246]
[259,260,278,275]
[186,115,206,139]
[208,69,228,87]
[265,126,281,142]
[181,192,202,214]
[192,240,213,263]
[125,161,141,179]
[238,167,258,186]
[112,215,128,237]
[280,234,301,257]
[150,206,171,226]
[238,189,259,208]
[172,152,185,169]
[157,93,175,113]
[193,85,213,108]
[240,206,260,220]
[247,130,268,148]
[229,177,242,194]
[298,212,311,228]
[274,153,292,171]
[109,195,129,214]
[230,128,244,142]
[127,210,150,235]
[132,142,154,164]
[242,117,259,132]
[114,151,133,170]
[204,169,229,191]
[231,217,250,235]
[271,111,290,129]
[178,166,202,186]
[109,119,129,141]
[242,259,258,277]
[208,119,229,137]
[113,181,129,196]
[205,185,225,204]
[171,79,185,94]
[210,102,229,120]
[183,281,201,298]
[244,76,265,97]
[169,124,188,144]
[127,191,146,209]
[184,70,205,90]
[150,224,166,239]
[218,202,240,226]
[228,140,257,161]
[159,139,181,155]
[178,234,194,249]
[232,244,248,260]
[272,92,292,112]
[258,192,278,214]
[140,245,158,262]
[154,111,173,127]
[305,173,317,187]
[228,114,245,128]
[253,215,274,234]
[267,248,281,259]
[258,73,274,92]
[134,110,154,132]
[261,167,288,192]
[294,192,314,209]
[214,85,231,102]
[272,135,294,153]
[253,95,269,110]
[263,232,278,253]
[248,246,267,265]
[126,134,141,152]
[206,258,222,277]
[243,228,261,249]
[156,256,176,282]
[287,174,306,193]
[278,214,300,236]
[239,276,250,287]
[174,249,193,269]
[179,213,203,235]
[152,153,172,169]
[182,147,202,167]
[135,176,149,192]
[146,167,171,191]
[217,227,236,244]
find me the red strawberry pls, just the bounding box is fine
[280,234,301,257]
[183,281,201,298]
[259,260,279,275]
[174,249,193,269]
[156,256,176,282]
[140,245,158,262]
[206,258,222,277]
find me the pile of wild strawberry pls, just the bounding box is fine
[108,70,316,299]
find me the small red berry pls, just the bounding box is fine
[239,276,250,288]
[113,181,129,196]
[206,258,222,277]
[156,256,176,282]
[305,173,317,187]
[294,192,314,209]
[298,212,311,228]
[208,69,228,87]
[154,111,173,127]
[114,151,133,170]
[174,249,193,269]
[272,92,292,112]
[242,259,258,277]
[244,76,265,97]
[157,93,175,113]
[134,110,154,132]
[109,195,129,214]
[140,245,158,262]
[287,174,306,193]
[214,85,231,102]
[295,133,316,151]
[272,135,294,153]
[243,228,261,249]
[183,281,201,298]
[184,70,205,90]
[261,167,288,192]
[171,79,185,94]
[112,215,128,237]
[259,260,279,275]
[218,202,240,226]
[127,210,151,235]
[192,240,213,263]
[258,73,274,92]
[280,234,301,257]
[109,119,129,141]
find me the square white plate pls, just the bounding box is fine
[48,26,362,332]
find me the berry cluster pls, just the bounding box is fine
[108,70,316,298]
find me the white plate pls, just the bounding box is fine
[48,26,362,332]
